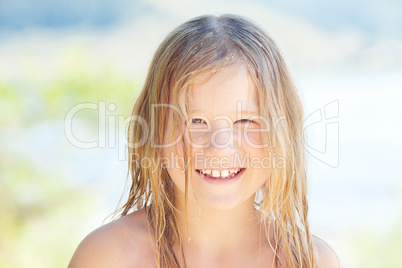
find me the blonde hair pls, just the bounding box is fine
[117,14,317,267]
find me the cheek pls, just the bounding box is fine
[244,130,263,147]
[163,125,185,154]
[162,145,187,197]
[166,166,185,190]
[185,129,266,149]
[162,128,189,192]
[239,129,269,155]
[241,121,271,149]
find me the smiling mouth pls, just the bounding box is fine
[195,168,244,179]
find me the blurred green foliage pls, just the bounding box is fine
[0,157,91,268]
[353,190,402,268]
[0,68,140,268]
[0,70,139,127]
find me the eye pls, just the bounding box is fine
[191,118,207,124]
[235,119,260,130]
[235,119,256,124]
[188,117,209,129]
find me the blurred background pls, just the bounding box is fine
[0,0,401,267]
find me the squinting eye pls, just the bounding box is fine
[236,119,256,124]
[191,118,206,124]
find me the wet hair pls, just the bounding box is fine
[117,14,317,267]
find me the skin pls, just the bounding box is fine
[68,65,342,268]
[163,65,275,267]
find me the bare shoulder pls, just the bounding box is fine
[68,209,156,268]
[312,235,343,268]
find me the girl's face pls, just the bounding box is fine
[162,65,271,211]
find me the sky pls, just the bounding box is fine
[1,0,401,37]
[1,0,401,77]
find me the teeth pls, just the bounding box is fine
[197,168,242,179]
[221,170,229,177]
[212,170,220,177]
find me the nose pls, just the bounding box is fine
[210,124,234,149]
[188,119,241,158]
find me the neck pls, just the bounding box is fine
[173,192,265,260]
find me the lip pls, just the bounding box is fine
[195,168,246,184]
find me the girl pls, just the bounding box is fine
[69,14,341,267]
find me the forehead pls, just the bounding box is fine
[190,66,259,116]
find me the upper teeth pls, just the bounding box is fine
[198,168,241,179]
